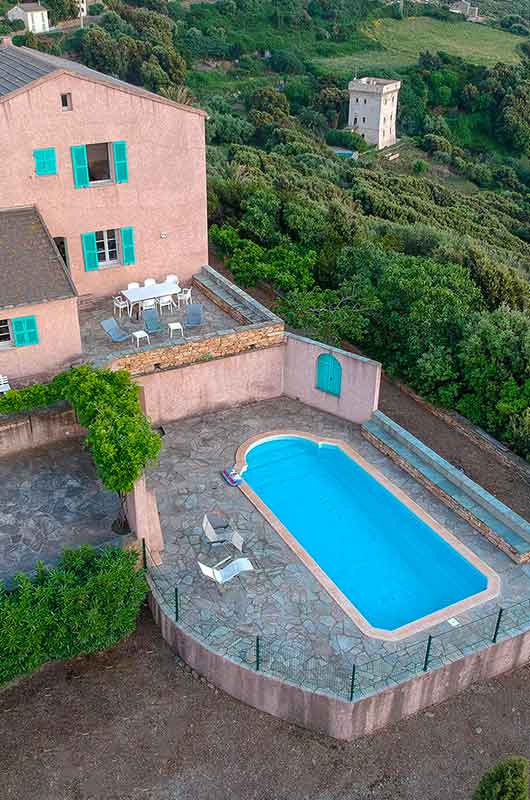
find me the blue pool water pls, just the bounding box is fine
[243,436,488,631]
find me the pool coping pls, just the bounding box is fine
[234,430,501,642]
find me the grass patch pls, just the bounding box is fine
[311,17,525,76]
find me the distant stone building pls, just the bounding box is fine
[449,0,479,18]
[7,3,49,32]
[347,77,401,150]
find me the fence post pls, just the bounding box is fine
[175,587,179,623]
[141,538,147,570]
[492,607,504,643]
[423,635,432,672]
[349,664,356,702]
[255,635,260,671]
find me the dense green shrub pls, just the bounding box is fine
[325,127,368,151]
[0,366,161,496]
[472,756,529,800]
[0,546,147,685]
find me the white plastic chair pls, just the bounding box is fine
[127,282,140,290]
[144,278,156,287]
[113,295,129,318]
[0,375,11,394]
[177,287,192,308]
[166,274,178,284]
[198,557,254,585]
[158,295,175,314]
[140,299,156,315]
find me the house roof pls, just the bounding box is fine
[0,206,76,310]
[0,45,206,117]
[15,4,47,11]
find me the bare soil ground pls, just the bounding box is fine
[1,609,530,800]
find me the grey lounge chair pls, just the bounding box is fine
[100,318,129,342]
[186,303,204,328]
[202,512,244,552]
[142,307,163,335]
[198,556,254,584]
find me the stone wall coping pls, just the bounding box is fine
[198,265,281,323]
[285,332,381,368]
[371,410,530,539]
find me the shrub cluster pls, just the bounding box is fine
[0,366,161,496]
[0,546,147,685]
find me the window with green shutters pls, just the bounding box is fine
[113,141,129,184]
[12,316,39,347]
[71,144,89,188]
[33,148,57,176]
[71,141,128,187]
[121,227,135,265]
[81,228,135,271]
[316,353,342,397]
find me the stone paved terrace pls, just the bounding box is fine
[146,397,530,700]
[0,439,119,586]
[79,286,242,365]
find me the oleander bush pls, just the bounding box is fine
[0,546,147,685]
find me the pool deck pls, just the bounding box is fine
[146,397,530,698]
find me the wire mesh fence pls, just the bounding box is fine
[142,540,530,702]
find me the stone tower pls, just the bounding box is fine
[347,77,401,150]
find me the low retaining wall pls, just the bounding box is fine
[0,403,84,457]
[108,323,284,377]
[149,587,530,740]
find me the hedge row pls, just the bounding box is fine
[0,545,147,685]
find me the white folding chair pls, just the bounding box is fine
[144,278,156,287]
[0,375,11,394]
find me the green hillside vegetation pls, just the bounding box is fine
[17,0,530,462]
[314,16,527,75]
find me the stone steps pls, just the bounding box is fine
[362,411,530,563]
[194,266,274,325]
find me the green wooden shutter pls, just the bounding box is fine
[12,315,39,347]
[113,141,128,184]
[33,147,57,176]
[81,232,99,271]
[71,144,89,188]
[316,353,342,397]
[121,227,136,265]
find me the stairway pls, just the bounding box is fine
[362,411,530,564]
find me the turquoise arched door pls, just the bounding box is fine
[316,353,342,397]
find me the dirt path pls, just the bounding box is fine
[2,610,530,800]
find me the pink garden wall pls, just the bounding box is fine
[137,345,285,425]
[0,297,81,382]
[0,69,208,298]
[283,333,381,424]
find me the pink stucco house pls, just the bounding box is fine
[0,44,208,302]
[0,206,81,381]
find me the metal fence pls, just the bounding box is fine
[142,540,530,702]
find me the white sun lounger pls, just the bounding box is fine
[202,513,244,552]
[198,556,254,584]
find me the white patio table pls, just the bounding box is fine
[121,281,181,318]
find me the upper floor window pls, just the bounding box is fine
[362,116,366,123]
[355,97,359,102]
[33,147,57,176]
[61,93,72,111]
[363,98,367,104]
[71,141,128,188]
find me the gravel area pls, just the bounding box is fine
[1,609,530,800]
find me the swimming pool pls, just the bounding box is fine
[236,432,499,640]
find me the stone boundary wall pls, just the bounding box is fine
[0,403,84,457]
[148,584,530,741]
[194,265,280,325]
[108,323,284,377]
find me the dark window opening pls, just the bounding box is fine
[87,142,111,182]
[61,93,72,111]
